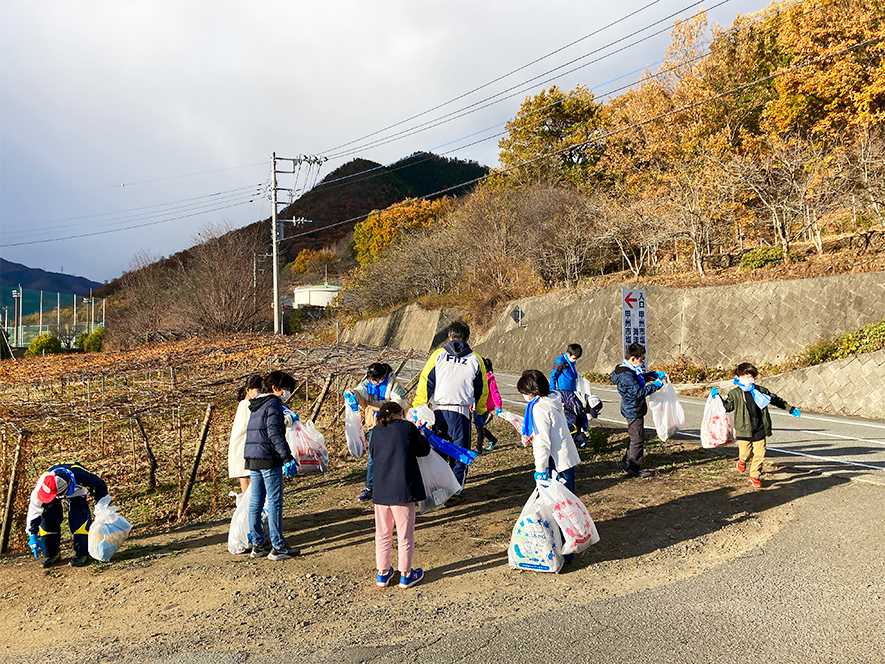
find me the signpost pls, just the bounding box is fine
[622,289,647,370]
[509,305,526,328]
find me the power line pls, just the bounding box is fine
[318,0,666,156]
[284,35,882,244]
[68,162,267,193]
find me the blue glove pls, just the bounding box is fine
[495,408,502,417]
[790,408,800,417]
[283,459,299,478]
[533,470,550,482]
[654,371,667,379]
[28,534,45,558]
[710,386,719,398]
[653,379,664,389]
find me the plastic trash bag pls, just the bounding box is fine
[646,381,685,442]
[227,486,269,554]
[508,488,563,573]
[286,419,329,473]
[87,496,132,562]
[497,409,524,434]
[343,391,366,458]
[407,404,435,429]
[536,481,600,555]
[701,393,736,448]
[416,449,461,513]
[576,376,603,418]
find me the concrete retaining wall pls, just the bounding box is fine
[339,303,466,352]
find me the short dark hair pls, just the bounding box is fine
[566,343,583,358]
[482,357,493,373]
[735,362,758,378]
[376,401,404,427]
[626,343,646,360]
[238,374,263,401]
[447,321,470,341]
[366,362,392,381]
[263,370,296,394]
[516,369,550,397]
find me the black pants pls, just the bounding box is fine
[474,411,498,450]
[40,496,91,557]
[623,417,645,473]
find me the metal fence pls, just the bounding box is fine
[0,285,105,348]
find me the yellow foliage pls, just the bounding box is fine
[352,197,451,265]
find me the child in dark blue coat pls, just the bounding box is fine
[245,370,299,561]
[550,343,588,446]
[611,343,664,478]
[370,401,430,589]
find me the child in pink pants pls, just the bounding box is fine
[369,402,430,589]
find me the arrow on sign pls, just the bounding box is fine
[624,292,638,308]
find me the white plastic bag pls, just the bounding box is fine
[343,391,366,458]
[416,449,461,513]
[227,485,270,554]
[646,381,685,441]
[407,403,435,429]
[508,488,563,573]
[537,481,600,555]
[576,376,603,417]
[701,393,736,448]
[87,496,132,562]
[286,419,329,473]
[497,409,524,434]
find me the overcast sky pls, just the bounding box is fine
[0,0,773,284]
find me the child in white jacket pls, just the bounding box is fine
[517,369,581,493]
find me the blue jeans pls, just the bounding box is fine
[365,429,374,490]
[249,467,285,551]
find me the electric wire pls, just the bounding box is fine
[319,0,667,156]
[325,0,726,160]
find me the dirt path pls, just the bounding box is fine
[0,424,804,663]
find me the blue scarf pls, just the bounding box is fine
[522,396,540,437]
[622,360,646,387]
[366,374,390,402]
[733,378,771,410]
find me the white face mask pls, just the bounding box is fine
[280,389,292,401]
[738,377,754,387]
[522,393,534,402]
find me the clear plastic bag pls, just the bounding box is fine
[416,449,461,513]
[286,419,329,473]
[536,481,600,555]
[227,485,269,554]
[701,393,736,448]
[407,404,435,429]
[646,381,685,441]
[87,496,132,562]
[497,409,524,434]
[508,488,563,573]
[576,376,603,418]
[343,391,366,458]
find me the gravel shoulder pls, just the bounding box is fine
[0,424,816,663]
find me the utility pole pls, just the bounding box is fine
[39,291,43,333]
[102,298,105,327]
[57,293,61,329]
[90,290,95,333]
[269,152,325,334]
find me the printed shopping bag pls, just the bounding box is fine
[537,480,600,555]
[700,393,736,448]
[508,488,563,573]
[286,419,329,473]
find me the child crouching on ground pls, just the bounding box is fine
[370,401,431,589]
[712,362,799,488]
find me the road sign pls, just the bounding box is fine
[622,289,647,370]
[510,305,526,327]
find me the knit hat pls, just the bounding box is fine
[36,472,70,503]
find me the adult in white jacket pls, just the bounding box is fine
[516,369,580,493]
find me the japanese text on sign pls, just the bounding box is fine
[622,289,647,370]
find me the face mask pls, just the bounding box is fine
[280,390,292,401]
[738,377,754,387]
[522,393,534,402]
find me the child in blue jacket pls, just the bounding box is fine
[549,343,588,446]
[611,343,664,478]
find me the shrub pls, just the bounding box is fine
[74,333,89,350]
[739,246,805,269]
[83,326,107,352]
[0,330,11,360]
[25,334,63,357]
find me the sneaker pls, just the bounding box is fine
[40,554,59,569]
[357,488,373,502]
[399,568,424,589]
[250,544,270,558]
[444,494,463,508]
[69,555,90,568]
[268,547,299,560]
[376,566,395,587]
[737,459,747,473]
[750,476,763,488]
[484,441,496,452]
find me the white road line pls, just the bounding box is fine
[766,447,885,470]
[797,430,885,447]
